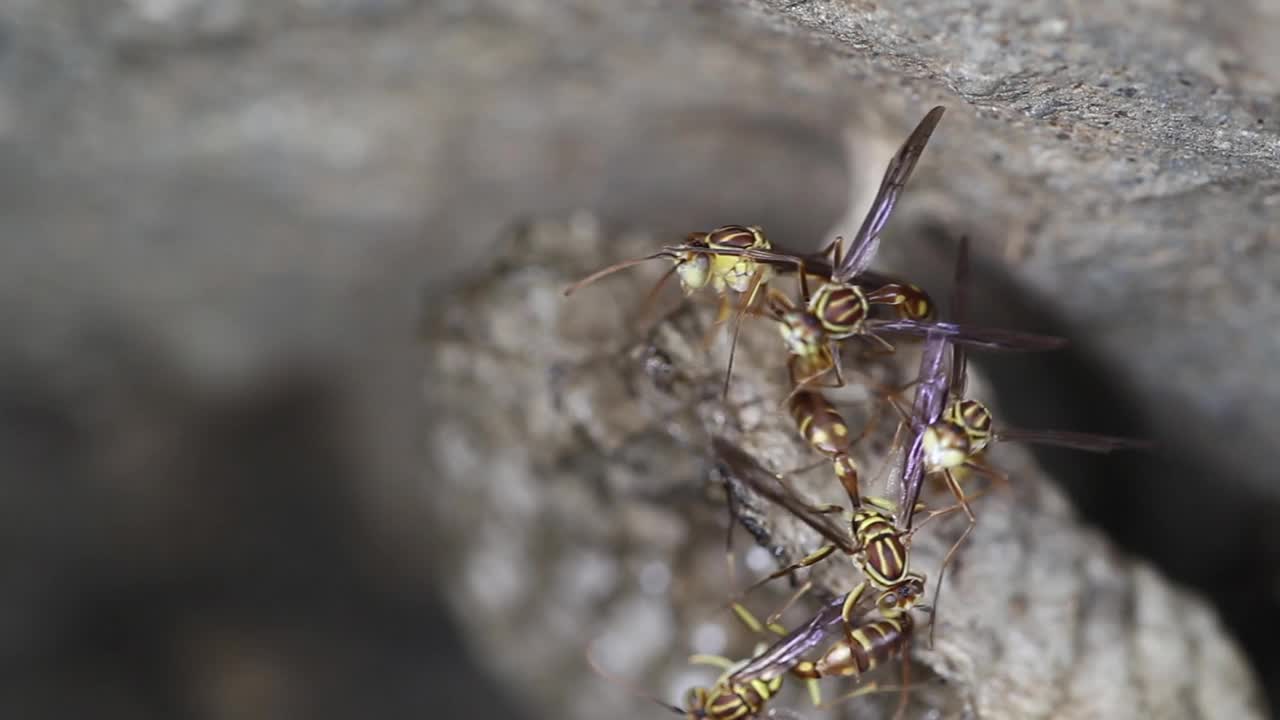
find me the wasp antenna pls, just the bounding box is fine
[584,638,688,716]
[563,252,672,297]
[634,263,681,329]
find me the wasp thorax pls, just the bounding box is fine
[675,252,712,292]
[778,310,825,357]
[714,255,764,294]
[922,421,971,470]
[950,398,993,453]
[808,283,869,338]
[705,225,767,250]
[701,225,772,294]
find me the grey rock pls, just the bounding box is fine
[425,215,1265,719]
[3,0,1279,716]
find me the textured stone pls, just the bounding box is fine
[3,0,1279,716]
[425,216,1265,719]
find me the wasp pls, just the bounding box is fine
[717,583,925,719]
[564,224,805,397]
[894,237,1153,637]
[785,388,874,508]
[736,107,1066,397]
[587,589,909,719]
[713,437,955,648]
[724,579,928,720]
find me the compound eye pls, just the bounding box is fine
[676,254,711,290]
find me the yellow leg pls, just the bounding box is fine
[737,544,839,598]
[689,654,737,671]
[818,680,888,709]
[764,580,813,629]
[730,602,779,636]
[839,581,870,643]
[806,677,822,708]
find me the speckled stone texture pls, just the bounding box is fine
[425,216,1264,719]
[2,0,1279,717]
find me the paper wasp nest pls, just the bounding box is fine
[424,214,1264,720]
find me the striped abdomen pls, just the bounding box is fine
[872,282,935,321]
[807,282,868,338]
[787,390,850,456]
[853,510,908,588]
[693,674,782,720]
[778,310,828,360]
[794,613,913,679]
[947,398,993,454]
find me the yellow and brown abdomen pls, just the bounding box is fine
[949,398,993,453]
[795,614,912,679]
[787,390,850,456]
[870,282,935,321]
[695,674,782,720]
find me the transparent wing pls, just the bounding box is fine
[949,236,971,396]
[896,331,950,526]
[835,106,947,282]
[869,319,1068,352]
[729,594,848,684]
[712,437,858,553]
[993,427,1154,453]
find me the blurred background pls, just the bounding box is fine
[2,0,1279,718]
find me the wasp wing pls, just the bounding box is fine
[711,437,859,556]
[728,593,848,684]
[835,106,946,283]
[869,319,1068,352]
[896,330,951,527]
[993,427,1154,453]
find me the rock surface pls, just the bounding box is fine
[425,216,1264,719]
[3,0,1279,716]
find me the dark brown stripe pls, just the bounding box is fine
[707,226,756,249]
[848,633,874,674]
[709,690,749,719]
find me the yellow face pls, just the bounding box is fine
[707,253,746,293]
[922,421,971,471]
[716,255,770,294]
